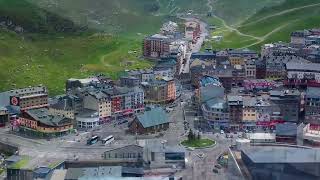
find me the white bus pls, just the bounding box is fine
[101,135,114,145]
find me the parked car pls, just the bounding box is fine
[212,168,219,174]
[214,164,222,169]
[220,130,225,134]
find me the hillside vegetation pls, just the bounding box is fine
[0,0,209,94]
[206,0,320,50]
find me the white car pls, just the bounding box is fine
[187,147,195,151]
[220,130,225,134]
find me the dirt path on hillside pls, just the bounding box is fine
[242,2,320,27]
[213,15,262,41]
[240,21,293,49]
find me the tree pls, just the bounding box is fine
[188,129,194,141]
[197,132,201,140]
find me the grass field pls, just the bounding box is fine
[0,30,154,95]
[9,156,31,169]
[0,0,212,95]
[181,138,215,148]
[205,0,320,51]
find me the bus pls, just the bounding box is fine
[101,135,114,145]
[87,135,99,145]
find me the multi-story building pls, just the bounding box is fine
[153,66,175,80]
[242,97,257,129]
[255,59,266,79]
[0,107,9,127]
[142,78,176,103]
[19,108,73,137]
[227,96,243,130]
[228,145,320,180]
[49,100,75,120]
[104,86,145,117]
[265,55,310,79]
[165,78,176,102]
[200,85,228,129]
[143,34,171,59]
[305,87,320,116]
[202,97,229,129]
[291,30,311,47]
[285,62,320,87]
[229,55,245,66]
[191,63,246,91]
[83,90,112,122]
[120,76,141,87]
[244,59,256,79]
[243,79,275,92]
[8,86,48,111]
[270,89,302,123]
[185,20,200,42]
[227,49,258,59]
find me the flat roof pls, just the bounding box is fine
[242,146,320,163]
[247,133,275,140]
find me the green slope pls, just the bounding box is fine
[27,0,208,34]
[0,0,210,94]
[212,0,284,25]
[206,0,320,50]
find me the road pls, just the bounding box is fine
[179,17,208,75]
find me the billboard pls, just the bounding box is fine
[10,96,20,106]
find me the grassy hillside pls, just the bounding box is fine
[0,0,158,95]
[212,0,284,25]
[205,0,320,51]
[0,0,210,94]
[27,0,208,34]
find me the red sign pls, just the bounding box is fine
[10,96,20,106]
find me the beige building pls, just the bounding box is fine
[242,97,257,127]
[245,59,256,79]
[83,91,112,119]
[9,86,48,110]
[229,56,245,66]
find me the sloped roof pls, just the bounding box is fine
[200,85,225,103]
[136,107,168,128]
[25,108,72,127]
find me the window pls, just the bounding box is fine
[151,152,155,161]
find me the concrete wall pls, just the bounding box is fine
[0,140,18,155]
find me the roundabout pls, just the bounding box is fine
[181,138,216,149]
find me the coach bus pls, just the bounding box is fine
[101,135,114,145]
[87,135,99,145]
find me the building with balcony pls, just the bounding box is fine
[305,87,320,116]
[19,108,73,137]
[228,145,320,180]
[143,34,172,59]
[0,107,9,127]
[227,95,243,130]
[8,86,48,111]
[270,89,302,123]
[285,62,320,88]
[202,97,229,129]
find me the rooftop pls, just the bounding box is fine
[8,155,63,170]
[306,87,320,98]
[200,85,225,103]
[25,108,72,127]
[136,107,169,128]
[205,97,226,109]
[286,62,320,72]
[276,122,297,136]
[242,146,320,163]
[65,166,122,179]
